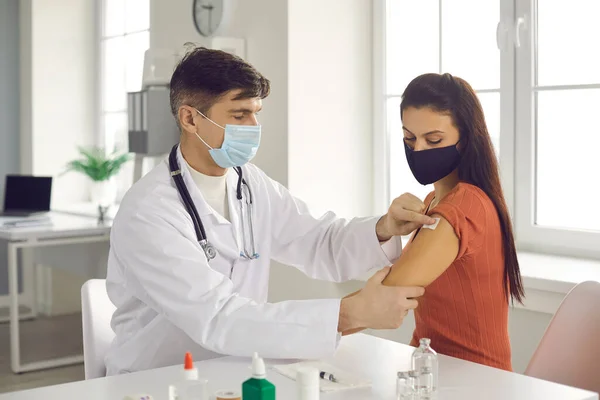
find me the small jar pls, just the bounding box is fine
[397,371,416,399]
[297,366,320,400]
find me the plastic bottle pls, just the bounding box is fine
[411,338,438,395]
[296,366,319,400]
[242,352,276,400]
[168,352,208,400]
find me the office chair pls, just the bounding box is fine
[81,279,116,379]
[525,280,600,394]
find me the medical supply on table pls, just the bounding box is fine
[168,352,208,400]
[183,352,198,380]
[411,338,439,395]
[215,389,241,400]
[297,367,320,400]
[408,370,420,394]
[273,361,371,393]
[397,371,417,400]
[422,217,440,230]
[319,370,337,383]
[420,366,434,395]
[168,144,259,262]
[242,352,276,400]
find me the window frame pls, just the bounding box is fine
[375,0,600,260]
[97,0,150,153]
[514,0,600,259]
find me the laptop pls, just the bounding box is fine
[0,175,52,217]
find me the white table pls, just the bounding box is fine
[0,212,111,373]
[0,334,595,399]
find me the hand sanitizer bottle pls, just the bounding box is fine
[242,352,276,400]
[411,338,438,396]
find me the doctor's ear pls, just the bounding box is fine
[178,106,199,133]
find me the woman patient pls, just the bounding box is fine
[350,73,524,371]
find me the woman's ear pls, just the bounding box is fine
[456,137,465,153]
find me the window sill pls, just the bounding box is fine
[514,251,600,314]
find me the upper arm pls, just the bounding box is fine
[383,213,459,287]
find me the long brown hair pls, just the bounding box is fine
[400,73,524,304]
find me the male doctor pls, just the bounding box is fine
[105,46,435,375]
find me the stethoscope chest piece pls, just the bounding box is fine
[200,240,217,260]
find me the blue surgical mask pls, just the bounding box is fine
[193,109,261,168]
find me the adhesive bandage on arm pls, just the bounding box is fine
[422,217,441,230]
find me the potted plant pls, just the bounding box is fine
[64,147,131,206]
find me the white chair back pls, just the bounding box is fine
[81,279,116,379]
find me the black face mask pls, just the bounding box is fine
[404,141,461,185]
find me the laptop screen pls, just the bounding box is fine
[3,175,52,212]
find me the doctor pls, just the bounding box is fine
[105,46,434,375]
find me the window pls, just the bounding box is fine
[100,0,150,197]
[384,0,501,204]
[376,0,600,259]
[514,0,600,257]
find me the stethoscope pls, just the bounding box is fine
[168,144,260,262]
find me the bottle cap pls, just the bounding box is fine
[251,352,266,379]
[297,366,319,386]
[215,390,241,400]
[409,370,420,378]
[183,352,198,380]
[419,338,431,347]
[184,352,193,369]
[397,371,410,379]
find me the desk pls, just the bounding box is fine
[0,334,596,399]
[0,212,111,373]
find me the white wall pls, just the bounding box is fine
[21,0,97,203]
[19,0,97,315]
[150,0,373,215]
[150,0,289,186]
[288,0,373,218]
[0,0,23,298]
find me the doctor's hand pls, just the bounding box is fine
[338,267,424,333]
[376,193,437,241]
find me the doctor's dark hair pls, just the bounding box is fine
[169,44,270,127]
[400,73,524,304]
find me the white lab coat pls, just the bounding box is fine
[104,146,402,375]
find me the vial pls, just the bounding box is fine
[411,338,438,393]
[420,366,433,394]
[396,371,414,399]
[408,370,420,393]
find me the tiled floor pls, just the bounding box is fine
[0,313,84,394]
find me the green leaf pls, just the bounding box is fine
[62,146,131,181]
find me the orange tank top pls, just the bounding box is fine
[408,182,512,371]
